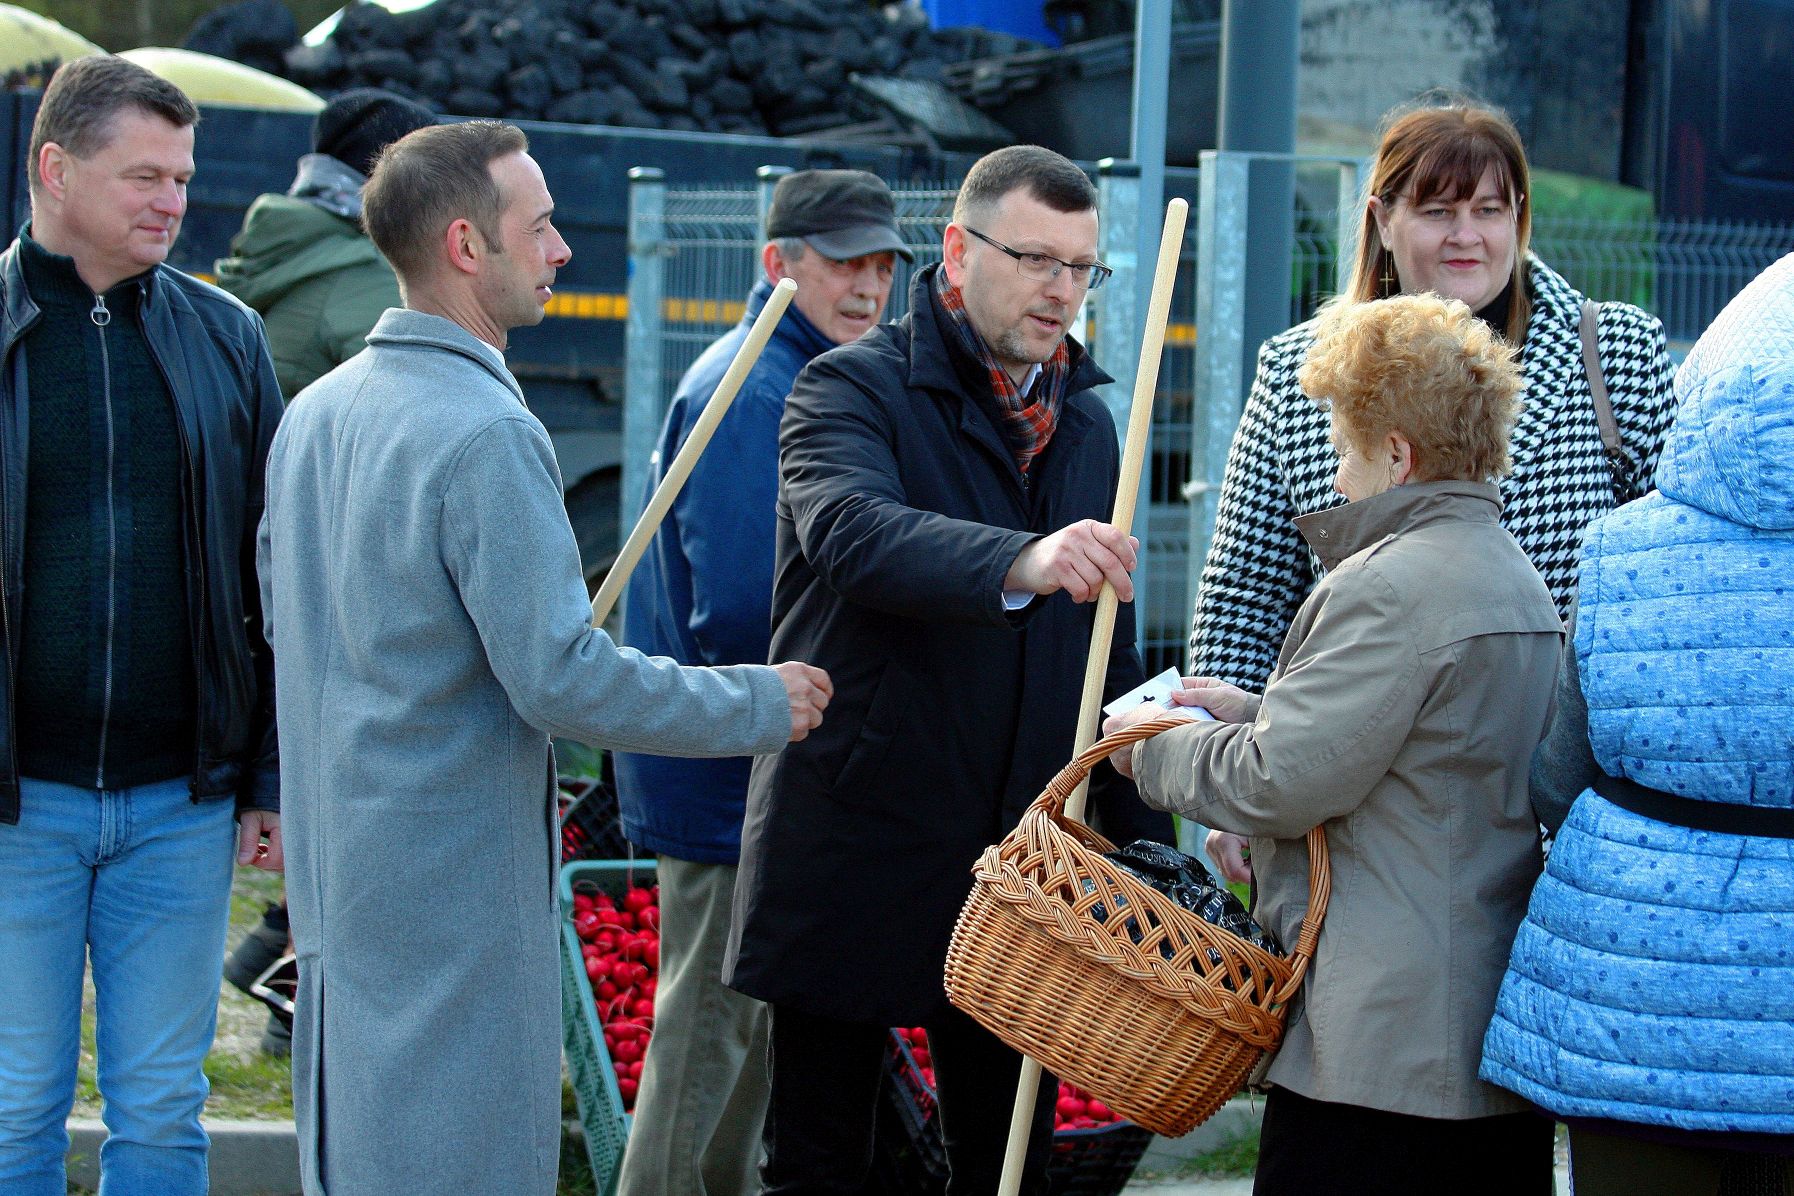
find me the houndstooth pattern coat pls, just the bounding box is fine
[1191,256,1675,690]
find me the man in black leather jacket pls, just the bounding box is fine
[0,55,282,1195]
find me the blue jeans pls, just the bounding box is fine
[0,775,237,1195]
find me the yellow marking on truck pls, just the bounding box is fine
[543,289,1198,343]
[191,273,1199,344]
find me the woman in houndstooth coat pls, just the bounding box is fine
[1191,100,1675,694]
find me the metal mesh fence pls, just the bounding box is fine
[1137,231,1199,675]
[1536,216,1794,346]
[1280,210,1794,342]
[657,187,760,407]
[653,183,959,416]
[637,174,1794,678]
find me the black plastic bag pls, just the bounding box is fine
[1083,840,1281,966]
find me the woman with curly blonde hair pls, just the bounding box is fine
[1107,293,1564,1195]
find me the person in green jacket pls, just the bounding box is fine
[214,89,435,1054]
[216,88,435,401]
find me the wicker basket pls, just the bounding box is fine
[944,715,1330,1138]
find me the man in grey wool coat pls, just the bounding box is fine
[256,119,833,1196]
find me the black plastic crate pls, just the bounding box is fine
[870,1029,1152,1195]
[558,773,636,865]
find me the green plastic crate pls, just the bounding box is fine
[558,858,659,1196]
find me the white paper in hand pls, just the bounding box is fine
[1103,666,1218,721]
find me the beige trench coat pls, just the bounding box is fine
[1136,481,1563,1119]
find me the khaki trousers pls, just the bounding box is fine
[616,856,769,1196]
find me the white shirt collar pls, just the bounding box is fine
[1017,362,1042,396]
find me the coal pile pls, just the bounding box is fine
[192,0,1042,137]
[185,0,302,77]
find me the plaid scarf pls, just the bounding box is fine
[933,267,1070,475]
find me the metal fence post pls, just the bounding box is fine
[1095,159,1150,657]
[622,166,666,538]
[1187,150,1250,613]
[756,165,791,241]
[1336,158,1366,291]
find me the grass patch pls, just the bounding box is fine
[558,1122,600,1196]
[1127,1126,1260,1185]
[553,739,606,782]
[1182,1129,1259,1179]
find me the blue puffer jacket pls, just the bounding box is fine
[614,279,836,863]
[1481,254,1794,1135]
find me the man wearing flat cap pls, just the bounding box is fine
[613,168,909,1196]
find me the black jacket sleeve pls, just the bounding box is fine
[239,321,283,813]
[781,356,1038,626]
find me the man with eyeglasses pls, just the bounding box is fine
[724,144,1173,1193]
[613,169,909,1196]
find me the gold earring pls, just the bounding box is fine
[1379,252,1396,293]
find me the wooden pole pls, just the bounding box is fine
[995,197,1188,1196]
[589,276,798,627]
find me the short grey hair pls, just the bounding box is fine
[771,236,807,262]
[28,55,198,197]
[952,144,1097,229]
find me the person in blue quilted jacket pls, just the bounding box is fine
[1481,253,1794,1195]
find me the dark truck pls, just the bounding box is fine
[1,91,960,583]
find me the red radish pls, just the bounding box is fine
[571,881,668,1113]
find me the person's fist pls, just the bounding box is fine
[1206,830,1252,885]
[236,810,284,872]
[1004,519,1138,604]
[775,661,832,742]
[1100,701,1196,778]
[1169,678,1255,723]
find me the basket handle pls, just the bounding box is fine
[1036,713,1333,1004]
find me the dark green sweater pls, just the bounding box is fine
[15,232,195,790]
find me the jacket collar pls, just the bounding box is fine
[1519,253,1585,363]
[747,276,835,361]
[1295,479,1502,569]
[1,238,38,358]
[903,263,1112,401]
[897,265,1111,489]
[364,308,524,405]
[3,227,167,359]
[17,228,148,316]
[287,153,367,222]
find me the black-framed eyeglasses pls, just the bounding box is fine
[963,227,1113,291]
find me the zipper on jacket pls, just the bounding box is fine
[91,293,117,789]
[0,392,15,790]
[136,290,207,799]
